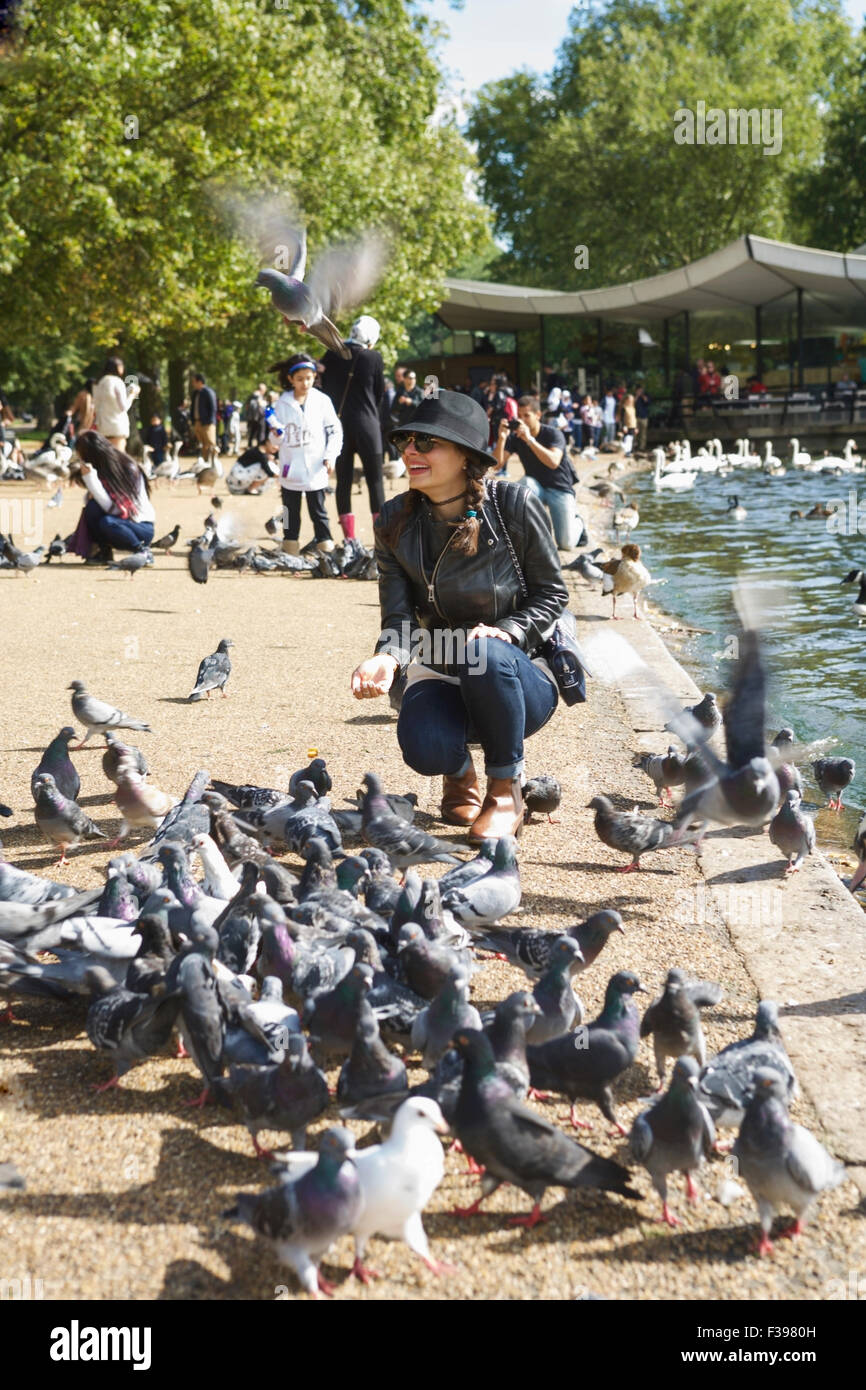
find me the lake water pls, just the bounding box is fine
[619,459,865,858]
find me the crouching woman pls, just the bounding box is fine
[350,391,567,841]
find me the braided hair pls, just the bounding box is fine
[377,452,490,556]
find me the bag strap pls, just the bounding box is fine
[336,358,357,419]
[488,479,528,599]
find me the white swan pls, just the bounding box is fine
[818,438,861,472]
[654,451,697,490]
[788,437,811,468]
[763,441,785,475]
[739,438,762,468]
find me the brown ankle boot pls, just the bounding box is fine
[441,758,482,826]
[468,777,524,843]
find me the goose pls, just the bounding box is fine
[762,441,785,476]
[613,500,640,536]
[154,439,183,484]
[654,451,696,491]
[726,495,747,521]
[841,568,866,624]
[788,438,811,468]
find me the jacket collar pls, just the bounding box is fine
[401,478,501,545]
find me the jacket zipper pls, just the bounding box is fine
[419,527,457,623]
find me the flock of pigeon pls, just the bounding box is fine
[0,612,853,1297]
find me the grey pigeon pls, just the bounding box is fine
[527,937,585,1044]
[176,937,225,1103]
[397,923,463,1001]
[527,970,647,1134]
[68,679,151,746]
[667,691,721,737]
[208,778,289,811]
[411,967,482,1071]
[189,638,234,700]
[214,864,264,976]
[440,835,521,928]
[125,915,177,996]
[289,757,332,797]
[451,1030,638,1228]
[32,773,107,864]
[212,1031,328,1157]
[629,1055,716,1226]
[672,629,780,838]
[437,839,497,894]
[470,908,624,981]
[632,747,687,807]
[0,859,80,905]
[102,731,148,785]
[769,788,815,874]
[0,887,103,947]
[224,1126,362,1296]
[640,967,723,1086]
[188,527,215,584]
[812,756,855,811]
[85,965,181,1089]
[564,547,605,581]
[150,769,210,852]
[698,1000,797,1129]
[345,928,425,1037]
[255,224,384,361]
[733,1068,844,1256]
[360,772,459,869]
[46,534,66,562]
[107,546,154,577]
[31,726,80,802]
[303,962,374,1057]
[337,999,408,1106]
[589,795,684,872]
[152,523,180,555]
[522,774,561,822]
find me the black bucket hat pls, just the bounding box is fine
[389,389,498,466]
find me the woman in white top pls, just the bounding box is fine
[72,430,155,559]
[269,353,343,556]
[92,356,140,451]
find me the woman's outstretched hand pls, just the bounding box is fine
[466,624,513,644]
[351,654,399,699]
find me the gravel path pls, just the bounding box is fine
[0,466,863,1301]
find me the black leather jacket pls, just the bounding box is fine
[373,479,568,670]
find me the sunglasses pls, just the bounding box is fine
[392,432,441,455]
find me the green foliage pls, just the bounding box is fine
[0,0,486,402]
[467,0,858,289]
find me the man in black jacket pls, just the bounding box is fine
[321,315,386,539]
[190,372,218,463]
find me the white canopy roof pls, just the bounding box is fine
[439,235,866,330]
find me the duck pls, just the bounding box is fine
[805,501,838,520]
[841,568,866,623]
[788,437,811,468]
[653,451,697,491]
[726,495,747,521]
[762,442,785,476]
[599,542,651,620]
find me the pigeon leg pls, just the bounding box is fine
[546,814,560,824]
[508,1202,546,1229]
[756,1231,774,1256]
[53,847,71,868]
[0,1005,16,1024]
[252,1134,276,1160]
[657,1202,680,1228]
[616,859,641,873]
[684,1171,700,1203]
[451,1139,484,1174]
[350,1257,381,1284]
[633,595,642,620]
[316,1269,337,1297]
[778,1218,804,1241]
[421,1255,458,1277]
[478,950,509,961]
[74,729,93,748]
[568,1104,593,1130]
[184,1086,211,1108]
[452,1194,487,1219]
[93,1074,121,1093]
[527,1087,551,1102]
[611,595,619,620]
[175,1038,189,1058]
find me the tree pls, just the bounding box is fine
[789,24,866,250]
[0,0,486,414]
[466,0,857,289]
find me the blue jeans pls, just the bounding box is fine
[520,475,579,550]
[570,420,583,450]
[397,636,558,780]
[84,498,154,551]
[604,420,616,443]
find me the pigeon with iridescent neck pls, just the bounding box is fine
[629,1055,716,1227]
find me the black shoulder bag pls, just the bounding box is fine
[488,480,591,706]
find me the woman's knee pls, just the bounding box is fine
[397,689,467,775]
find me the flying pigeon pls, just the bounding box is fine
[733,1068,844,1256]
[254,223,384,361]
[189,638,234,701]
[68,680,151,747]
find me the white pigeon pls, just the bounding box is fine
[191,832,241,900]
[275,1096,453,1282]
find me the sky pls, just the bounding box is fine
[426,0,866,102]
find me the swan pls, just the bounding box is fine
[739,438,762,468]
[654,452,697,490]
[763,441,785,476]
[819,438,862,472]
[788,437,811,468]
